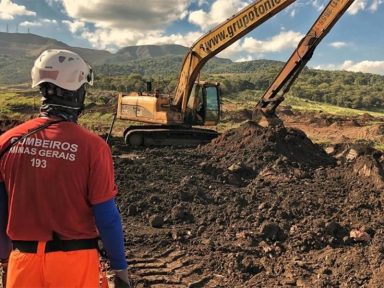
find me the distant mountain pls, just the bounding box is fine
[0,32,271,85]
[0,32,111,64]
[0,32,113,84]
[116,44,188,59]
[0,32,232,84]
[0,32,69,57]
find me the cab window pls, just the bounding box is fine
[204,86,220,122]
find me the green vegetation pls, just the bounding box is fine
[1,33,383,112]
[3,75,384,135]
[0,88,40,119]
[289,69,384,110]
[91,64,384,113]
[0,87,136,136]
[0,55,36,84]
[208,68,384,112]
[1,33,383,113]
[284,96,384,117]
[1,35,383,152]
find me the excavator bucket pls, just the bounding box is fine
[253,0,355,128]
[252,96,285,127]
[252,107,283,128]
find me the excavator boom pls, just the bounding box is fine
[116,0,296,146]
[254,0,355,122]
[174,0,295,113]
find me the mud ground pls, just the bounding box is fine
[110,110,384,287]
[1,109,384,287]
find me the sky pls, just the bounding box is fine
[0,0,384,75]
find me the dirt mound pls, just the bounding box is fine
[278,107,295,116]
[369,123,384,135]
[359,113,375,122]
[222,107,295,124]
[221,108,252,123]
[200,121,334,186]
[111,134,384,287]
[2,118,384,287]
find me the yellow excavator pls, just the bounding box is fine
[115,0,296,146]
[114,0,354,146]
[254,0,355,125]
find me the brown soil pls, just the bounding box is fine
[223,107,384,146]
[283,111,384,146]
[110,119,384,287]
[2,113,384,287]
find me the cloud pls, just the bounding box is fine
[20,21,42,27]
[57,0,207,50]
[196,0,209,7]
[79,26,202,51]
[347,0,383,14]
[20,19,58,27]
[57,1,199,50]
[244,31,304,53]
[314,60,384,75]
[369,0,384,12]
[235,55,255,62]
[42,19,58,24]
[0,0,36,20]
[341,60,384,75]
[60,0,189,30]
[188,0,248,30]
[348,0,367,14]
[45,0,60,6]
[136,31,203,47]
[329,41,347,48]
[309,0,383,15]
[311,0,326,11]
[62,20,85,34]
[80,28,140,50]
[216,41,244,59]
[218,30,303,61]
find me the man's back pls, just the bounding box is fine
[0,49,129,287]
[0,117,117,241]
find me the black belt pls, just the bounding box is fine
[12,238,99,253]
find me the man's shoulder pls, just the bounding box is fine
[0,118,40,141]
[71,125,109,148]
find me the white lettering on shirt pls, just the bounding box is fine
[8,137,79,168]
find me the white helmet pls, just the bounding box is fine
[31,49,94,91]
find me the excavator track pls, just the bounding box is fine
[123,125,219,147]
[124,247,225,287]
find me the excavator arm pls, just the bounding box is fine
[254,0,355,122]
[172,0,296,113]
[116,0,296,146]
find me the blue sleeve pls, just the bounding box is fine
[92,198,128,270]
[0,182,12,259]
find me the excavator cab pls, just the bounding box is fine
[186,82,220,126]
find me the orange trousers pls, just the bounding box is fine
[6,242,100,288]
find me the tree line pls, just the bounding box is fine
[1,52,382,111]
[92,60,384,111]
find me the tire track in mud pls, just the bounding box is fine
[129,247,223,287]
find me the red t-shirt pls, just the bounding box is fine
[0,117,117,241]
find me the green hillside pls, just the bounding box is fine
[0,32,383,113]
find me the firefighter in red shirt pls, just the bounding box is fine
[0,49,130,287]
